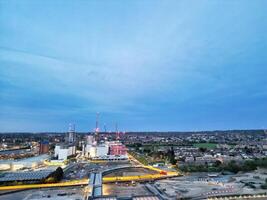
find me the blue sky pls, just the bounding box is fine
[1,0,267,132]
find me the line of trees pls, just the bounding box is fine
[261,178,267,189]
[179,157,267,173]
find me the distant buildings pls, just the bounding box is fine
[54,144,76,160]
[86,135,95,145]
[53,124,77,160]
[53,121,128,161]
[84,139,127,159]
[86,144,109,158]
[109,142,127,155]
[39,141,49,154]
[66,123,76,144]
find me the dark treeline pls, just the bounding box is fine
[179,157,267,173]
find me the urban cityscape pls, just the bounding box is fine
[0,117,266,199]
[1,0,267,200]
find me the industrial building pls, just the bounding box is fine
[54,144,76,160]
[108,142,127,155]
[84,141,127,160]
[85,144,109,158]
[39,141,49,154]
[87,135,95,145]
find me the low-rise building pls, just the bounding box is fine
[54,144,76,160]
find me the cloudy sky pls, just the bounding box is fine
[1,0,267,132]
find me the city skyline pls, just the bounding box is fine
[1,0,267,132]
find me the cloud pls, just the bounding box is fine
[1,0,267,131]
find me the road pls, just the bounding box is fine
[0,173,179,191]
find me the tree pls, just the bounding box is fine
[243,160,257,171]
[167,147,176,165]
[213,160,222,167]
[44,167,64,183]
[225,160,241,173]
[199,147,207,153]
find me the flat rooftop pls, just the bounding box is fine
[0,170,53,182]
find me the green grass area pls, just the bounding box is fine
[193,143,217,149]
[128,151,149,165]
[229,144,236,148]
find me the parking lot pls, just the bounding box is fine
[63,161,132,180]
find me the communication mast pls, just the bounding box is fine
[104,123,107,133]
[115,122,120,140]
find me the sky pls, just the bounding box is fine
[0,0,267,132]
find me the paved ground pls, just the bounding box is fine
[154,170,267,199]
[103,183,152,197]
[64,161,132,180]
[104,167,157,177]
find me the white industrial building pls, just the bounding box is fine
[86,135,95,145]
[54,144,76,160]
[88,145,96,157]
[96,144,109,157]
[84,144,109,158]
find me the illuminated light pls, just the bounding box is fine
[0,170,179,191]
